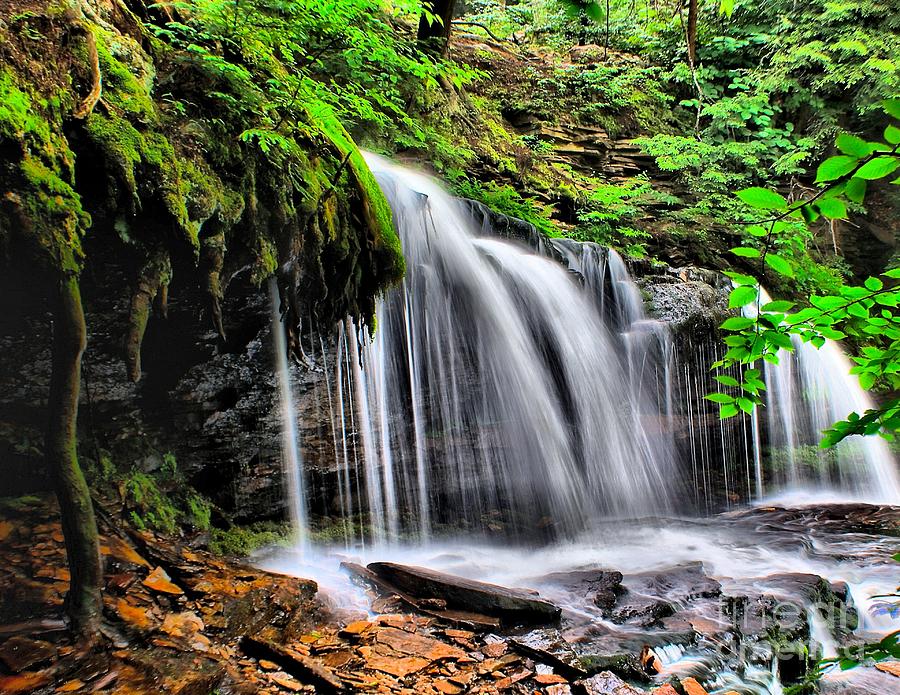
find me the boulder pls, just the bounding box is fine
[366,562,561,625]
[576,671,645,695]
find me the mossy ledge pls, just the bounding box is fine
[0,0,404,379]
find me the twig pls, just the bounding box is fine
[451,21,518,45]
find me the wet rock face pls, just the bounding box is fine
[0,255,337,522]
[636,266,731,338]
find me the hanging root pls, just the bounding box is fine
[202,231,226,341]
[125,250,171,382]
[72,25,102,119]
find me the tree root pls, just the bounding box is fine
[124,250,171,382]
[72,25,102,120]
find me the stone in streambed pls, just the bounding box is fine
[576,671,645,695]
[367,562,561,625]
[680,677,709,695]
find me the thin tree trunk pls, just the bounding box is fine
[47,273,102,642]
[687,0,698,65]
[418,0,456,56]
[605,0,610,58]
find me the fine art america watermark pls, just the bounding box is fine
[697,593,895,667]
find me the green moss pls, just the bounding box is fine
[209,522,291,557]
[312,106,405,283]
[92,28,157,123]
[0,68,87,273]
[84,112,143,196]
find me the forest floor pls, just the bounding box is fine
[0,495,750,695]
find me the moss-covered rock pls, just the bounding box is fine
[0,0,405,380]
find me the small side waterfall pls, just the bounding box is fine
[746,288,900,503]
[269,278,309,552]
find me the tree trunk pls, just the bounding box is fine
[47,273,102,642]
[418,0,457,55]
[687,0,698,65]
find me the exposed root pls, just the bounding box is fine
[72,25,102,120]
[201,232,226,341]
[124,249,171,382]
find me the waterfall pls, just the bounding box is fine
[746,288,900,504]
[269,278,309,552]
[295,156,900,547]
[328,153,681,542]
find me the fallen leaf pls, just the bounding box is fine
[143,566,183,595]
[0,671,52,692]
[876,661,900,678]
[116,598,152,630]
[160,611,204,638]
[681,677,710,695]
[57,678,85,691]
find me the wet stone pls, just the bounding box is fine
[0,635,57,672]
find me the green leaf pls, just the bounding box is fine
[724,272,758,286]
[705,393,734,404]
[715,375,740,387]
[855,156,900,180]
[583,1,605,22]
[884,98,900,120]
[729,286,759,308]
[719,403,739,418]
[885,125,900,145]
[736,187,788,210]
[737,397,755,414]
[720,316,755,331]
[719,0,735,16]
[817,198,847,219]
[762,300,795,312]
[765,254,794,277]
[731,247,761,258]
[845,177,867,203]
[836,134,875,158]
[815,155,859,183]
[865,277,884,291]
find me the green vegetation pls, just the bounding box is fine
[210,521,291,556]
[707,102,900,445]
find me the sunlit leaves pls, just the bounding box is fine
[736,186,787,210]
[730,246,760,258]
[845,177,867,203]
[729,285,758,308]
[884,99,900,120]
[720,316,755,331]
[836,134,875,158]
[815,155,858,183]
[764,253,793,277]
[816,197,847,219]
[855,156,900,180]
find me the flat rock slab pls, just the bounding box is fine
[576,670,644,694]
[367,562,561,625]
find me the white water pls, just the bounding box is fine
[745,288,900,504]
[262,158,900,693]
[269,278,308,552]
[332,153,679,541]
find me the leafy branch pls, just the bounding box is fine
[707,98,900,445]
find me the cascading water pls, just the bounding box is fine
[745,288,900,504]
[333,153,680,542]
[269,278,309,553]
[262,158,900,695]
[316,157,900,543]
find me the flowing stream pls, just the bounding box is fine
[265,157,900,693]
